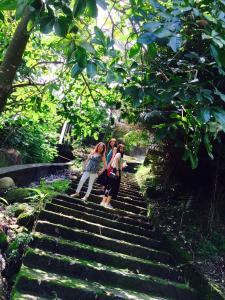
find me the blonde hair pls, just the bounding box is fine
[92,142,106,157]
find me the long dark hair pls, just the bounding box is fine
[117,144,124,158]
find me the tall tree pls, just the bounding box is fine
[0,6,35,112]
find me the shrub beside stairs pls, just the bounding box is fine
[11,163,203,300]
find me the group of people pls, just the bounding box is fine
[71,138,126,209]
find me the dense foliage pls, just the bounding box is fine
[0,0,224,168]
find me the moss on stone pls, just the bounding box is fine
[5,188,32,204]
[0,177,15,191]
[14,266,169,300]
[24,247,194,293]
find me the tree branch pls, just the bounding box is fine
[12,78,58,89]
[81,73,95,102]
[29,60,64,70]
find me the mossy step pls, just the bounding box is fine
[38,209,161,250]
[31,233,184,283]
[70,182,144,202]
[76,192,147,216]
[116,195,146,207]
[35,221,172,264]
[70,184,146,206]
[46,202,156,240]
[87,188,146,207]
[13,266,167,300]
[23,248,199,300]
[71,180,142,198]
[120,183,140,190]
[57,194,150,224]
[52,197,153,233]
[71,178,140,193]
[67,188,147,216]
[12,292,49,300]
[70,188,147,209]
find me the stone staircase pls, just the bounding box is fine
[11,167,203,300]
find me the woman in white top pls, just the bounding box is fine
[100,144,125,209]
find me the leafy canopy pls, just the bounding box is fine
[0,0,225,168]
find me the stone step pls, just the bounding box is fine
[47,201,155,239]
[52,197,153,232]
[70,179,144,201]
[12,291,49,300]
[70,183,146,204]
[31,233,184,283]
[22,248,199,300]
[57,194,150,224]
[12,171,203,300]
[120,181,140,190]
[119,187,142,198]
[38,209,161,250]
[95,180,142,197]
[35,221,172,264]
[75,192,147,216]
[71,179,140,194]
[13,266,168,300]
[69,187,146,209]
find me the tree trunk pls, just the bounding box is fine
[0,8,32,114]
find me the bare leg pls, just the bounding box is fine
[101,196,108,205]
[105,195,112,206]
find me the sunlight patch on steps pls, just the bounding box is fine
[16,266,169,300]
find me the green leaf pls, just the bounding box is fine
[128,44,141,58]
[183,149,198,169]
[149,0,165,11]
[73,0,87,17]
[155,126,168,141]
[94,59,107,71]
[93,132,98,140]
[137,33,156,45]
[154,28,172,38]
[106,70,116,83]
[215,89,225,102]
[0,197,8,205]
[94,26,105,44]
[81,41,95,54]
[210,45,225,68]
[143,21,161,31]
[0,0,16,10]
[16,0,27,19]
[204,133,214,160]
[168,35,182,52]
[147,44,157,59]
[86,0,98,18]
[75,46,87,68]
[71,63,83,78]
[200,108,211,123]
[54,16,69,37]
[0,11,4,21]
[213,109,225,131]
[27,19,33,31]
[40,14,55,34]
[190,152,198,169]
[86,61,97,78]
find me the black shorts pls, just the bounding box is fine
[96,169,108,187]
[104,169,121,199]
